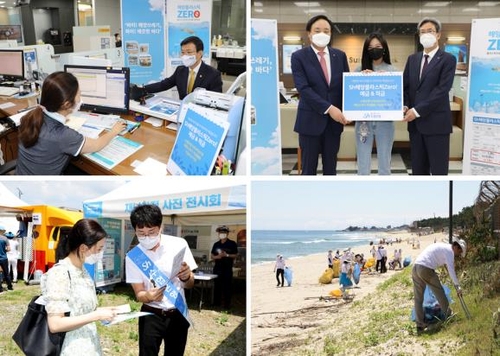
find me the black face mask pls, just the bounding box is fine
[368,48,384,61]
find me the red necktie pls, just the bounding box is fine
[421,54,429,78]
[318,51,330,85]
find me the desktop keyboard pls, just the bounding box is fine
[0,86,19,97]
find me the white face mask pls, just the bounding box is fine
[420,33,437,49]
[219,233,227,240]
[85,250,103,265]
[311,33,331,48]
[181,55,197,67]
[139,234,161,250]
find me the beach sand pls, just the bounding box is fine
[251,230,448,355]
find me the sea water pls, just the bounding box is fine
[251,230,394,265]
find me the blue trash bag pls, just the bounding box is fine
[284,267,293,286]
[411,284,453,324]
[403,256,412,268]
[353,263,361,285]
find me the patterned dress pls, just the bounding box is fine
[40,258,102,356]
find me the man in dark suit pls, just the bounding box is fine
[291,15,350,175]
[142,36,223,100]
[403,17,456,175]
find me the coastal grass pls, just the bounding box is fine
[317,261,500,355]
[0,282,246,356]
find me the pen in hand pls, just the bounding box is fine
[129,123,140,134]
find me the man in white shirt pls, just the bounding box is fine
[412,239,466,334]
[126,204,197,356]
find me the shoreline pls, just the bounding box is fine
[251,229,411,265]
[251,230,446,354]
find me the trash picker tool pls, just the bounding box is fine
[456,287,471,320]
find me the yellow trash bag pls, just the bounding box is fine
[365,257,375,269]
[329,288,343,298]
[332,259,340,278]
[319,268,334,284]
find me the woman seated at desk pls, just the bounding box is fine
[16,72,126,175]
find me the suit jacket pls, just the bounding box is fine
[403,49,456,135]
[291,46,349,136]
[145,61,223,100]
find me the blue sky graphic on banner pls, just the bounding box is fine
[463,18,500,175]
[122,0,165,85]
[251,19,282,175]
[166,0,212,74]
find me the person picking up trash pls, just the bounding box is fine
[412,239,467,334]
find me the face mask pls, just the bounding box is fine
[368,48,384,61]
[85,250,103,265]
[181,55,197,67]
[219,233,227,240]
[311,33,331,48]
[420,33,437,49]
[139,234,161,250]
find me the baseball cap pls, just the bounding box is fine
[457,239,467,257]
[4,232,15,238]
[216,225,230,233]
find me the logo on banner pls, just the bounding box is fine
[177,5,201,19]
[83,202,103,218]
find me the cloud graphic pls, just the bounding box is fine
[251,145,282,175]
[251,19,277,48]
[149,0,163,12]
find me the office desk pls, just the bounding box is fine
[70,117,177,175]
[0,96,178,175]
[191,273,218,311]
[0,96,38,162]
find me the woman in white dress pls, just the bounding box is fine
[41,219,117,356]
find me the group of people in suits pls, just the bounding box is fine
[292,15,456,175]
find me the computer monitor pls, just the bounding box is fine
[64,64,130,115]
[0,49,24,81]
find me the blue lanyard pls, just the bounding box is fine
[127,246,190,323]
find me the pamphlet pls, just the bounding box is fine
[101,304,152,326]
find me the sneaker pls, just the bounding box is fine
[7,286,13,291]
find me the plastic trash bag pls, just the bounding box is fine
[411,284,453,323]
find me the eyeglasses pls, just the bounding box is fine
[181,51,197,56]
[136,229,159,239]
[419,29,436,35]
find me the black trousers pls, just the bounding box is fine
[0,258,12,290]
[138,307,189,356]
[276,268,284,286]
[213,267,233,308]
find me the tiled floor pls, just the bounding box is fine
[282,149,463,175]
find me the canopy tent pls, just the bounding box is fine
[82,179,246,225]
[0,182,30,211]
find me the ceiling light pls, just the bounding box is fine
[294,2,321,7]
[254,8,263,12]
[477,1,500,6]
[254,1,263,6]
[303,8,325,13]
[418,9,438,13]
[423,1,450,6]
[462,8,480,12]
[283,36,301,41]
[447,36,466,42]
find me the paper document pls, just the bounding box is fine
[133,157,167,176]
[101,304,152,326]
[171,246,186,279]
[83,136,143,170]
[9,109,34,126]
